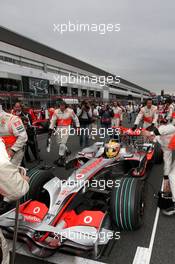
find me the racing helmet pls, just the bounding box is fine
[105,140,120,158]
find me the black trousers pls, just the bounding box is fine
[25,131,39,161]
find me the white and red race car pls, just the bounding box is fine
[0,128,163,258]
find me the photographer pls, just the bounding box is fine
[77,100,92,148]
[99,104,114,128]
[99,104,114,141]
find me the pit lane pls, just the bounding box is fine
[14,120,174,264]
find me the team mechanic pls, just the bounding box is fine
[12,102,39,163]
[0,137,29,264]
[142,122,175,215]
[0,100,28,166]
[133,98,158,129]
[112,101,123,127]
[49,100,80,166]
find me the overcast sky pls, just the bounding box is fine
[0,0,175,94]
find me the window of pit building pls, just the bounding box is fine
[81,89,87,96]
[96,91,101,98]
[89,90,94,97]
[71,88,78,96]
[60,87,67,95]
[0,78,22,92]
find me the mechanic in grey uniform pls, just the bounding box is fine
[0,137,29,263]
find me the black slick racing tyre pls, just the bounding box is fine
[110,177,144,231]
[22,168,54,205]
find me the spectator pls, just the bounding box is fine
[126,102,134,124]
[40,107,45,120]
[90,104,99,140]
[77,100,92,148]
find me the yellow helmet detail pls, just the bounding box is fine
[105,140,120,158]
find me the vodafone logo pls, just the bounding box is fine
[60,189,69,196]
[33,207,40,214]
[84,216,92,224]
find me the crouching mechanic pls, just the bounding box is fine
[142,123,175,215]
[49,100,80,166]
[133,98,158,130]
[0,101,28,166]
[0,137,29,264]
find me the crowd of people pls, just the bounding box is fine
[1,97,175,167]
[0,96,175,262]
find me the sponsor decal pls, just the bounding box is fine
[79,157,103,175]
[0,118,6,127]
[84,216,93,224]
[33,207,41,214]
[60,189,69,196]
[16,125,25,132]
[14,120,21,127]
[20,201,48,222]
[16,125,24,130]
[24,215,41,223]
[75,173,84,179]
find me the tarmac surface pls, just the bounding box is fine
[11,119,175,264]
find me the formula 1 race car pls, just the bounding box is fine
[0,128,163,259]
[67,126,163,169]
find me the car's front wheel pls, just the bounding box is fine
[110,177,145,230]
[22,167,54,206]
